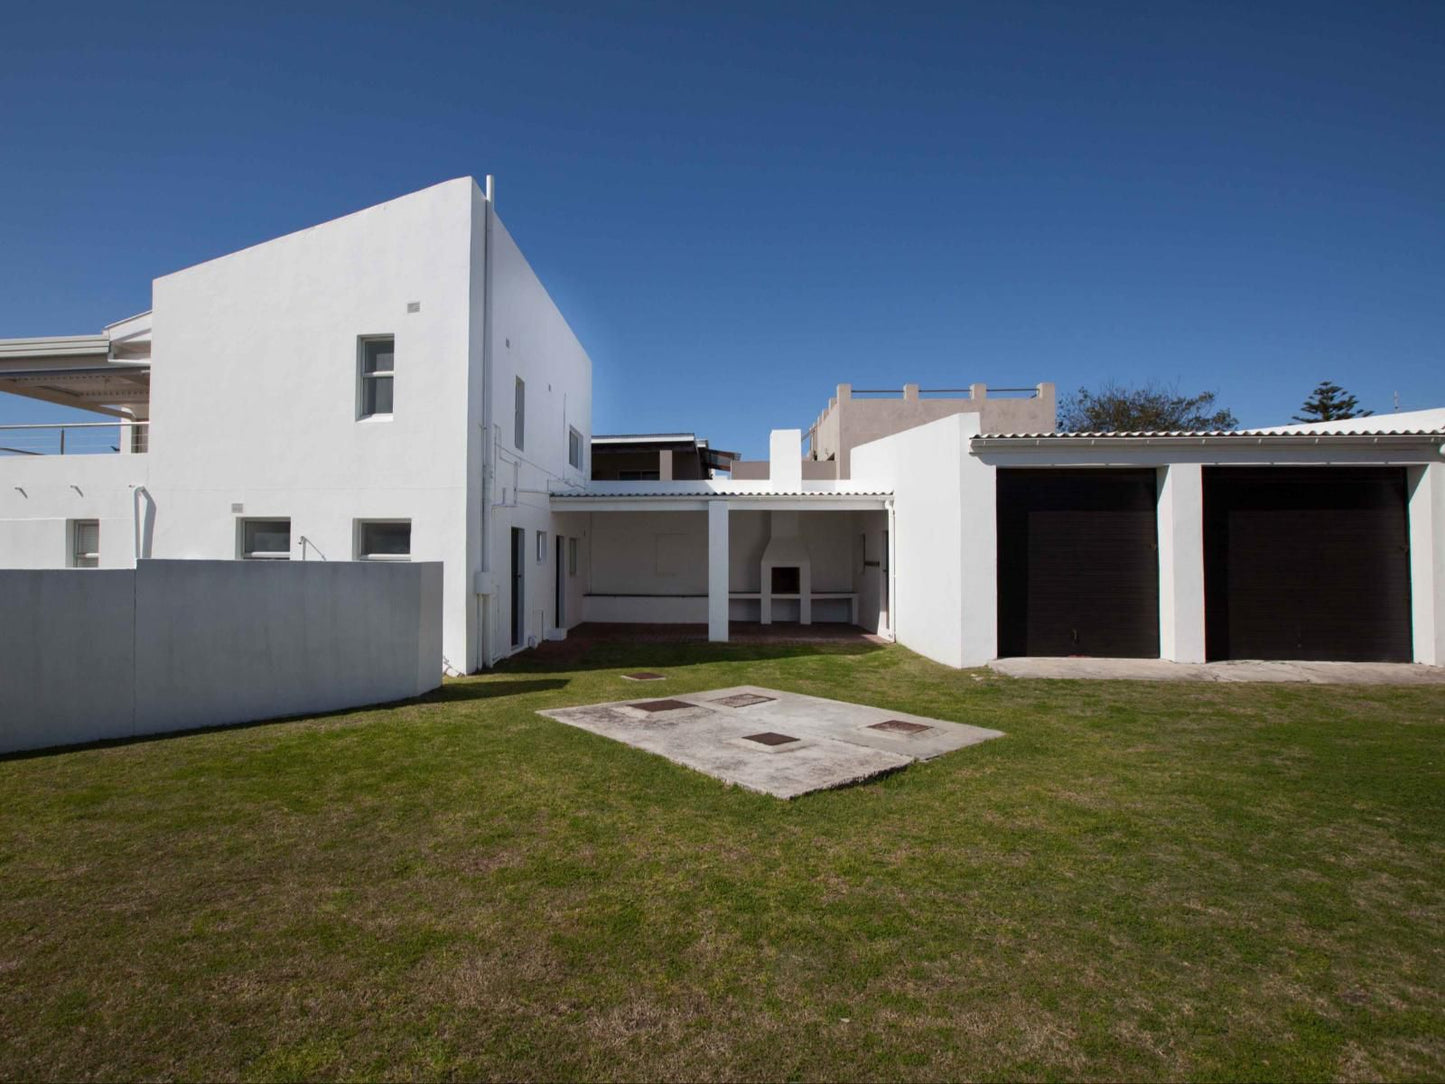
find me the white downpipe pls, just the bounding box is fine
[476,174,496,671]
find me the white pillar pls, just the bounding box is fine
[708,499,729,642]
[1157,464,1207,663]
[1408,463,1445,666]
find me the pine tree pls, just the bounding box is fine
[1293,381,1372,423]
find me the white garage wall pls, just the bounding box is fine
[0,560,443,755]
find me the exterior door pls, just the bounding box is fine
[1203,467,1411,661]
[996,469,1160,657]
[510,527,525,648]
[555,533,565,629]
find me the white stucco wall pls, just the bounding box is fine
[0,454,150,569]
[0,179,595,674]
[0,560,442,755]
[852,414,995,667]
[147,179,476,669]
[479,198,593,659]
[1408,462,1445,665]
[1156,463,1206,663]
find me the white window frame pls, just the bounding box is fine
[568,537,578,576]
[568,426,583,470]
[239,517,292,560]
[70,519,99,568]
[536,530,546,564]
[358,335,395,420]
[355,518,412,561]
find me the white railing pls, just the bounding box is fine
[0,421,149,456]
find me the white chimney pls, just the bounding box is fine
[769,429,803,491]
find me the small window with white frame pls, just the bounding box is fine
[358,336,395,418]
[568,537,578,576]
[240,518,292,560]
[536,530,546,563]
[71,520,99,568]
[568,426,583,470]
[356,519,411,560]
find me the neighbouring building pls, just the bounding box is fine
[2,180,1443,673]
[590,433,738,481]
[731,381,1056,479]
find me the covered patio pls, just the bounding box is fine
[549,485,895,643]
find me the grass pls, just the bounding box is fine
[1,640,1442,1081]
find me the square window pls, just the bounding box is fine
[568,426,583,470]
[359,336,395,418]
[357,520,411,560]
[241,518,291,559]
[71,520,99,568]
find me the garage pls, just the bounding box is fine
[1203,467,1412,661]
[996,468,1160,657]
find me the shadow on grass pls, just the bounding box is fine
[492,638,884,675]
[426,678,570,702]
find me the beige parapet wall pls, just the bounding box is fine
[0,560,443,755]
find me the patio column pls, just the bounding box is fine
[708,499,729,642]
[1157,463,1207,663]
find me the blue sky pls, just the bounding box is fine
[1,1,1440,455]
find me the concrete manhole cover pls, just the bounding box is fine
[712,693,776,708]
[631,698,694,713]
[868,719,934,735]
[741,731,799,746]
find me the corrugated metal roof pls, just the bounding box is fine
[551,488,892,499]
[977,428,1445,440]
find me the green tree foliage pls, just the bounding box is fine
[1293,381,1372,423]
[1057,381,1238,433]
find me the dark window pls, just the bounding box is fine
[358,520,411,559]
[359,337,395,417]
[242,518,291,559]
[514,377,525,450]
[568,427,582,469]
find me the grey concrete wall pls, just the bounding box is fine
[0,570,137,748]
[0,560,443,755]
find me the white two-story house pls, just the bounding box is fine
[0,178,591,672]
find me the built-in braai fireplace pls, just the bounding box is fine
[760,511,812,623]
[770,565,801,595]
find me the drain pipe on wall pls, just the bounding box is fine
[474,174,497,673]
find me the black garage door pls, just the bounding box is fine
[1203,467,1412,661]
[997,469,1160,657]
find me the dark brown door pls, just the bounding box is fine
[996,469,1160,657]
[1203,467,1411,661]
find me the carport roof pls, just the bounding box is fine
[549,484,891,511]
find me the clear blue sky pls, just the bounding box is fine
[1,1,1441,455]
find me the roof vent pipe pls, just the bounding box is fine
[485,174,495,204]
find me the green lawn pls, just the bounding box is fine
[2,640,1442,1081]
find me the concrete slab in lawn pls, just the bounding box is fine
[538,685,1003,799]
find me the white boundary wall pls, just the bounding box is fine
[0,560,442,755]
